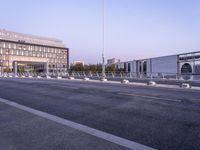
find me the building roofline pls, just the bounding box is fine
[116,51,200,64]
[139,51,200,60]
[0,39,69,50]
[0,29,66,48]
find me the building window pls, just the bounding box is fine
[181,63,192,74]
[29,51,32,56]
[3,42,6,48]
[5,43,9,48]
[10,49,13,55]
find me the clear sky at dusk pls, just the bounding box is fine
[1,0,200,63]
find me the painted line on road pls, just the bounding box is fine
[0,98,156,150]
[117,93,182,103]
[50,85,79,90]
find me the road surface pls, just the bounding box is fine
[0,78,199,150]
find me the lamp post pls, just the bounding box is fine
[102,0,106,78]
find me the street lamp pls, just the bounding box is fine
[102,0,106,78]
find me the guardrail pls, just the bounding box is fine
[1,71,200,89]
[67,71,200,81]
[0,71,200,81]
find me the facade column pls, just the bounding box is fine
[46,62,49,75]
[14,61,17,75]
[193,61,195,74]
[141,61,143,75]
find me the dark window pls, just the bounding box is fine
[181,63,192,74]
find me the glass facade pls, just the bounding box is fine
[0,30,69,74]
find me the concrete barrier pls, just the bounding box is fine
[46,76,51,79]
[57,76,62,79]
[180,83,191,88]
[147,81,156,86]
[121,79,129,84]
[100,77,108,82]
[68,76,75,80]
[83,77,90,81]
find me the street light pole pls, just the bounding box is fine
[102,0,106,78]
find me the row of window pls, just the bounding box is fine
[0,41,67,54]
[179,55,200,61]
[16,64,67,69]
[49,64,67,69]
[0,55,66,64]
[49,59,67,64]
[0,55,8,60]
[0,60,8,66]
[0,60,67,69]
[0,48,67,59]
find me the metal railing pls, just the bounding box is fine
[67,71,200,81]
[0,71,200,81]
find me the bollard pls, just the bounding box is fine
[83,77,90,81]
[100,77,107,82]
[46,75,51,79]
[121,79,129,84]
[57,76,62,79]
[68,76,75,80]
[8,75,13,78]
[180,83,191,88]
[147,81,156,86]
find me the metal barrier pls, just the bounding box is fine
[0,71,200,81]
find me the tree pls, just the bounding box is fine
[106,64,116,72]
[70,63,119,72]
[70,63,84,71]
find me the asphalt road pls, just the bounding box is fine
[0,102,129,150]
[75,76,200,87]
[0,78,200,150]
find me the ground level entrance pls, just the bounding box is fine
[13,61,47,74]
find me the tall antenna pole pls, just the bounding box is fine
[102,0,105,78]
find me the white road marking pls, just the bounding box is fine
[51,85,79,90]
[0,98,156,150]
[117,93,182,103]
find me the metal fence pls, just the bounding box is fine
[65,71,200,81]
[1,71,200,81]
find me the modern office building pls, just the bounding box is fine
[116,51,200,76]
[0,29,69,74]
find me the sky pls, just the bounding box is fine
[0,0,200,64]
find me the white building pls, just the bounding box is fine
[107,58,120,66]
[116,51,200,76]
[73,60,85,66]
